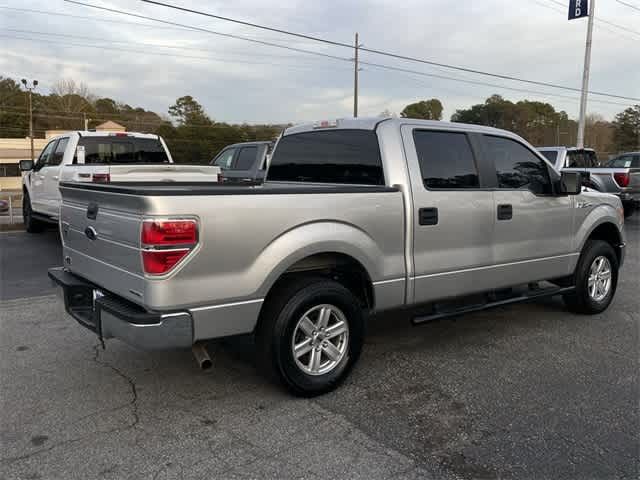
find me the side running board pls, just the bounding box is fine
[412,285,575,325]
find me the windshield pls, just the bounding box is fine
[539,150,558,164]
[74,137,169,164]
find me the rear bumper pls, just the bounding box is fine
[48,267,193,350]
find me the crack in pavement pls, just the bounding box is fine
[91,343,140,428]
[0,344,140,466]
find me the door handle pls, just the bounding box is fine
[52,175,59,180]
[497,204,513,220]
[419,207,438,226]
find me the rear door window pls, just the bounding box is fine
[75,137,169,164]
[413,130,480,189]
[235,146,257,170]
[268,130,384,185]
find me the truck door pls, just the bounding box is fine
[29,139,57,214]
[401,126,496,303]
[481,134,574,285]
[43,137,68,216]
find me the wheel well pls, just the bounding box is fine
[266,253,375,311]
[587,223,622,262]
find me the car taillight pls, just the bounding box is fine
[141,219,198,275]
[92,173,111,183]
[613,172,630,188]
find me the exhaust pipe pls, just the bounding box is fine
[192,342,212,370]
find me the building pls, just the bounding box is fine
[0,122,127,190]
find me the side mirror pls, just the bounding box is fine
[561,171,582,195]
[19,159,34,171]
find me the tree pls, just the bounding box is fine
[612,105,640,153]
[168,95,211,126]
[400,99,443,120]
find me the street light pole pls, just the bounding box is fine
[576,0,596,149]
[21,79,38,162]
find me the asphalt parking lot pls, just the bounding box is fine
[1,218,638,480]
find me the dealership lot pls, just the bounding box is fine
[1,218,638,480]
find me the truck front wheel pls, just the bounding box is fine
[563,240,619,314]
[256,277,365,397]
[23,192,45,233]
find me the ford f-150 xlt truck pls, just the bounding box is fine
[49,118,626,396]
[538,146,640,217]
[19,131,221,233]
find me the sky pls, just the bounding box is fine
[1,0,639,124]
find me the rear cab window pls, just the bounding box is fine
[413,130,480,189]
[268,130,384,185]
[74,136,169,164]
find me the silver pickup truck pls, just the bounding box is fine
[538,146,640,217]
[49,118,626,396]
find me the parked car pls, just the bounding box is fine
[538,146,639,217]
[50,118,626,396]
[210,141,272,184]
[19,131,221,232]
[0,199,8,213]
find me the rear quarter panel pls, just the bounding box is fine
[140,191,406,311]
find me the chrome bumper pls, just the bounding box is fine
[48,267,193,350]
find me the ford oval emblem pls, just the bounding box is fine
[85,226,97,241]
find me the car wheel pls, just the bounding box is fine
[563,240,618,314]
[23,192,44,233]
[256,277,365,397]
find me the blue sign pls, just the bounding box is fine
[569,0,589,20]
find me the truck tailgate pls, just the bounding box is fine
[59,183,147,305]
[108,165,220,182]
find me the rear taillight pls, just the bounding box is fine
[141,219,198,275]
[613,172,630,188]
[92,173,111,183]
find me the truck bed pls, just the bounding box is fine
[58,181,406,334]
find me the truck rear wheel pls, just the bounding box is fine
[23,192,45,233]
[563,240,618,314]
[256,277,365,397]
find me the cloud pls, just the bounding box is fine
[0,0,637,124]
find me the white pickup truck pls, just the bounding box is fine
[19,131,221,232]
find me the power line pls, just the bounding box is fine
[615,0,640,12]
[3,28,344,64]
[122,0,640,101]
[545,0,640,34]
[360,61,632,107]
[62,1,351,64]
[0,34,353,72]
[5,29,632,110]
[532,0,639,40]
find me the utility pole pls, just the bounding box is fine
[83,112,89,130]
[576,0,596,149]
[21,79,38,162]
[353,32,359,118]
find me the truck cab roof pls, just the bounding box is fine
[283,117,517,138]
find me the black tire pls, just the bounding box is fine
[256,277,365,397]
[22,192,45,233]
[563,240,619,314]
